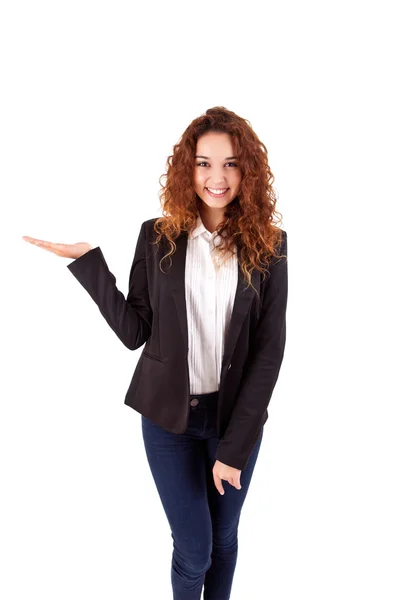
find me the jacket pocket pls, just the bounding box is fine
[142,349,165,363]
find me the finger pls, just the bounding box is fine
[228,477,241,491]
[28,239,56,247]
[234,477,242,490]
[23,237,53,247]
[213,474,225,496]
[23,237,63,254]
[22,236,51,245]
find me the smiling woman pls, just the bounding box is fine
[22,105,288,600]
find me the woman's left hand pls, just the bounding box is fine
[213,460,242,495]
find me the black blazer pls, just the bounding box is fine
[67,218,288,471]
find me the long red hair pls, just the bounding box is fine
[151,106,286,295]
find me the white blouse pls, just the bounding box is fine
[185,213,238,394]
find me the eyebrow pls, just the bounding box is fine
[195,155,238,160]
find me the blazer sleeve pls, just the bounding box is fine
[66,221,152,350]
[215,230,288,471]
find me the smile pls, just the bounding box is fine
[206,187,229,198]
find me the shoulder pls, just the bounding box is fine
[277,229,287,258]
[138,219,163,251]
[141,217,159,228]
[138,218,159,236]
[267,228,287,268]
[270,227,287,254]
[276,227,287,239]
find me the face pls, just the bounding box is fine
[193,132,242,211]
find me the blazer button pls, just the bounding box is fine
[190,398,199,407]
[228,363,232,369]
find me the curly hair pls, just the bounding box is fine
[151,106,286,297]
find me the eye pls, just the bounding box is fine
[195,162,238,167]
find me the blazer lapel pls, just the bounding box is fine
[165,229,260,370]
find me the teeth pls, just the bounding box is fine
[207,188,228,195]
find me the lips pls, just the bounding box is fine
[205,187,229,198]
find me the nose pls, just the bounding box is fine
[206,166,229,187]
[208,173,228,187]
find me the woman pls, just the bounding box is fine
[22,106,288,600]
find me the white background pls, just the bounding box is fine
[1,0,399,598]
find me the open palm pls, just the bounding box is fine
[22,236,92,259]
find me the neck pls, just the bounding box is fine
[198,204,226,234]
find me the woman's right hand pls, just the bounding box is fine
[22,236,93,259]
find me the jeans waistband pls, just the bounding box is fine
[189,391,219,409]
[189,391,219,399]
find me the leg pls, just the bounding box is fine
[141,415,212,600]
[203,427,264,600]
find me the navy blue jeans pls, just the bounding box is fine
[141,391,264,600]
